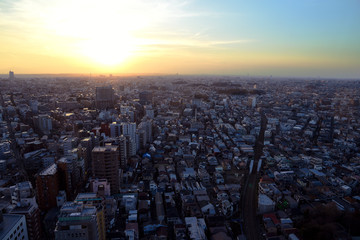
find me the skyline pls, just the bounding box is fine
[0,0,359,78]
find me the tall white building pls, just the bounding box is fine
[121,123,136,141]
[122,122,137,155]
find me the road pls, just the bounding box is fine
[242,112,267,240]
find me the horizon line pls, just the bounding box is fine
[0,73,359,80]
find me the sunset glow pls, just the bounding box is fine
[0,0,359,77]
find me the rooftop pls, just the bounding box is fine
[16,181,32,189]
[0,214,25,239]
[39,163,57,176]
[92,145,118,152]
[75,193,102,202]
[11,203,34,213]
[58,202,97,222]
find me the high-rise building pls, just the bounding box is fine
[109,123,121,138]
[29,100,38,113]
[121,122,136,140]
[38,114,52,134]
[0,213,28,240]
[10,182,42,240]
[95,86,115,109]
[80,138,93,172]
[125,135,137,157]
[62,137,77,156]
[54,201,105,240]
[58,156,85,201]
[138,119,152,143]
[36,163,59,211]
[33,114,52,135]
[110,122,137,139]
[136,129,146,150]
[121,122,137,157]
[92,146,119,194]
[9,71,15,81]
[118,136,127,169]
[10,204,41,240]
[139,91,152,105]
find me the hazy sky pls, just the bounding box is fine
[0,0,359,77]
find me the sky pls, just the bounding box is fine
[0,0,359,78]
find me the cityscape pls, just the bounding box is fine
[0,74,359,240]
[1,1,360,240]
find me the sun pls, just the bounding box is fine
[40,0,149,67]
[81,35,135,66]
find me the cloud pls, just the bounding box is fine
[0,0,254,62]
[132,32,255,54]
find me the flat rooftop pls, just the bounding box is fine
[75,193,102,202]
[92,145,118,152]
[16,181,32,189]
[11,204,34,213]
[58,202,97,222]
